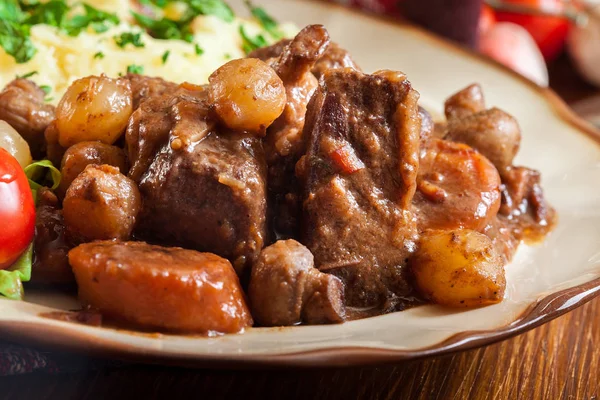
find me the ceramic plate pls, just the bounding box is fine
[2,0,600,367]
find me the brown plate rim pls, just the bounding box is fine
[1,0,600,368]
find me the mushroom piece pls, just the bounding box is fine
[248,240,345,326]
[444,83,485,121]
[445,107,521,171]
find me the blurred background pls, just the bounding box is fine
[325,0,600,124]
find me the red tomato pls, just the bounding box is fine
[479,5,497,34]
[0,148,35,269]
[495,0,570,61]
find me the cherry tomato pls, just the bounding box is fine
[0,148,35,269]
[479,5,497,35]
[495,0,570,61]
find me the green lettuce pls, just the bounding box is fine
[24,159,61,205]
[0,244,33,300]
[1,159,61,300]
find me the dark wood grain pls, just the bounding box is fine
[1,296,598,400]
[1,53,599,400]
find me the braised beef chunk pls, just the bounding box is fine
[128,87,267,275]
[0,79,55,159]
[126,73,179,110]
[126,89,184,182]
[250,39,360,79]
[500,166,553,226]
[44,121,66,168]
[302,69,421,309]
[249,240,345,326]
[265,25,331,238]
[32,189,74,285]
[311,42,361,79]
[249,39,291,61]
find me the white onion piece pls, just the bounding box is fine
[479,22,549,87]
[0,120,32,168]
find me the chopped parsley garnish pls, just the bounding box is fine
[161,50,170,64]
[127,64,144,74]
[0,1,119,63]
[194,43,204,55]
[93,51,104,59]
[17,70,38,79]
[224,53,231,60]
[131,0,234,45]
[114,32,145,48]
[40,85,53,102]
[239,25,267,54]
[62,4,120,36]
[0,20,36,63]
[188,0,235,23]
[132,12,192,42]
[0,0,26,22]
[138,0,169,7]
[24,0,69,27]
[245,1,282,39]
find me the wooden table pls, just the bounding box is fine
[2,56,599,400]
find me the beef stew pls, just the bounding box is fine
[1,25,555,335]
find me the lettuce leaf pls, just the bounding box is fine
[0,244,33,300]
[24,159,61,205]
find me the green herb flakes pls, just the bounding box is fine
[245,1,282,39]
[114,32,145,48]
[0,20,36,63]
[127,64,144,74]
[17,70,38,79]
[239,25,267,54]
[161,50,170,64]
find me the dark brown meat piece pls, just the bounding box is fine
[44,121,66,167]
[500,166,554,227]
[126,73,179,110]
[57,141,128,199]
[444,83,485,120]
[311,42,361,79]
[248,39,291,61]
[249,240,345,326]
[0,79,55,159]
[32,189,74,285]
[445,107,521,171]
[302,69,421,309]
[69,241,252,334]
[126,90,181,182]
[250,39,360,79]
[264,25,330,238]
[128,87,267,275]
